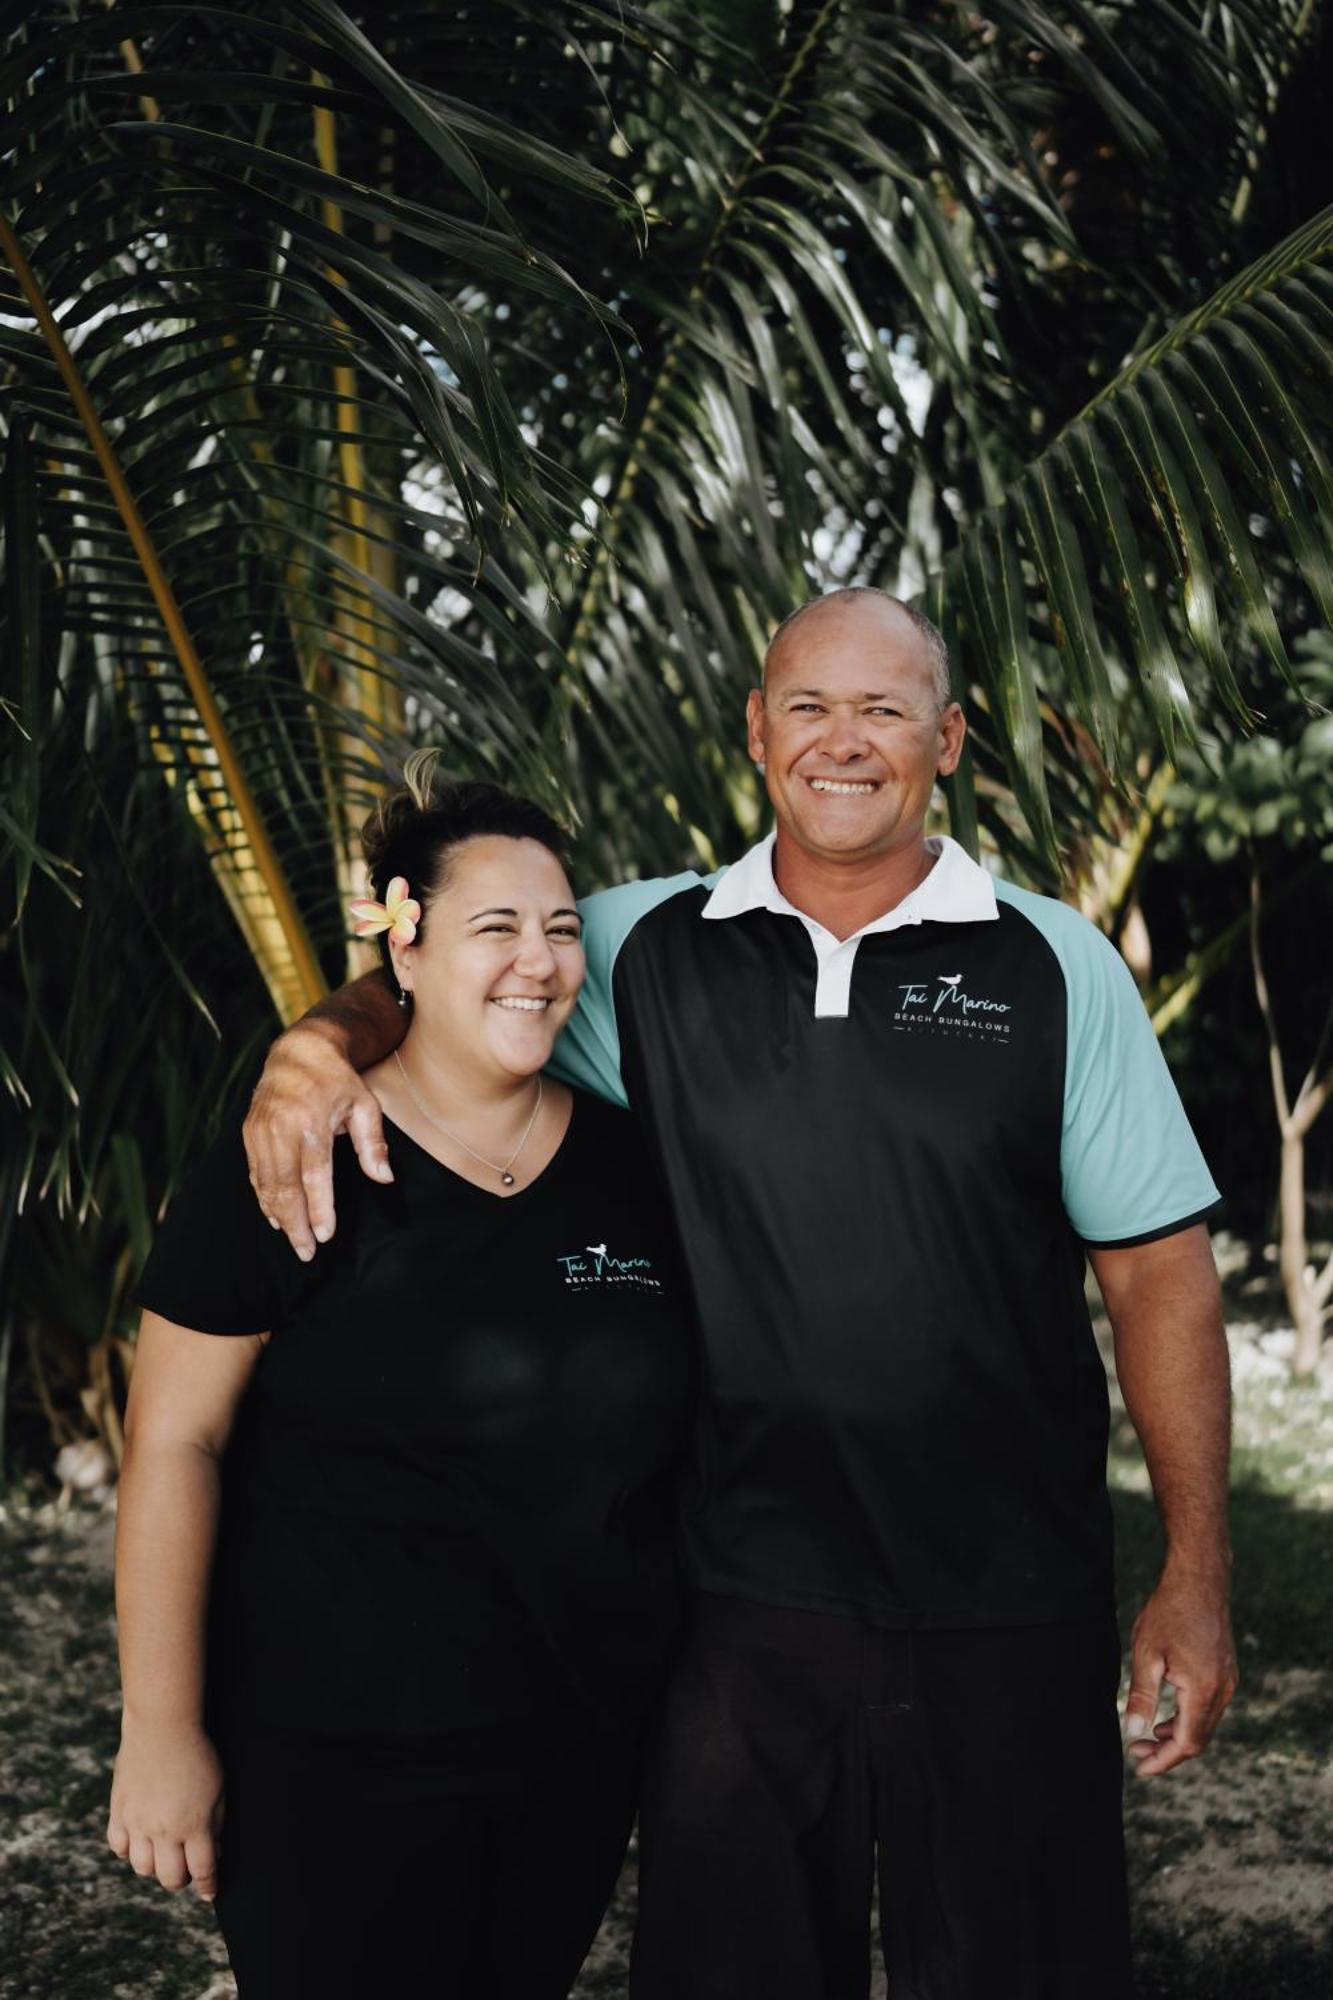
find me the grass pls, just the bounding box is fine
[1105,1239,1333,1997]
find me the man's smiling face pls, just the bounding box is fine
[746,596,965,866]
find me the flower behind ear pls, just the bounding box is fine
[347,875,421,943]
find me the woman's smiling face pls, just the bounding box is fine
[389,835,584,1081]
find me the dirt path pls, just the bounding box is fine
[3,1277,1331,1996]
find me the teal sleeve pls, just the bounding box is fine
[995,882,1221,1245]
[548,871,712,1108]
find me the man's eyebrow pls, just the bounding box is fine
[778,686,900,701]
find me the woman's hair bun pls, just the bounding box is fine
[359,758,572,947]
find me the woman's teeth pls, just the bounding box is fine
[492,996,549,1011]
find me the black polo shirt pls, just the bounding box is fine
[552,834,1219,1629]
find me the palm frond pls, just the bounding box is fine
[0,0,626,1022]
[3,0,1330,1240]
[944,203,1333,862]
[1,206,328,1018]
[537,0,1319,878]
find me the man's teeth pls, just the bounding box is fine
[493,997,549,1011]
[809,778,878,795]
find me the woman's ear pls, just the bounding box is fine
[388,941,413,998]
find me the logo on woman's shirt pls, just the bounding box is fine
[556,1242,663,1290]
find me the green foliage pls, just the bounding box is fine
[1171,638,1333,861]
[3,0,1333,1463]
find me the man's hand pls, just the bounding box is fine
[107,1719,225,1899]
[243,1021,391,1258]
[1091,1225,1236,1778]
[1123,1566,1238,1778]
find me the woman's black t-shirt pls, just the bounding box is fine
[134,1090,698,1743]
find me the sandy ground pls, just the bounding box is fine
[2,1256,1331,1996]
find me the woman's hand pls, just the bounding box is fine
[107,1719,225,1900]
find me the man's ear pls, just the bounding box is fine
[745,687,767,766]
[936,703,966,780]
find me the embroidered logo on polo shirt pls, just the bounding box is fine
[556,1242,663,1291]
[892,972,1012,1041]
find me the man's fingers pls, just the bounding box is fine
[106,1814,130,1861]
[242,1098,284,1228]
[346,1090,393,1187]
[242,1028,376,1255]
[252,1168,318,1260]
[1129,1716,1199,1779]
[185,1828,219,1902]
[1122,1642,1165,1745]
[1131,1669,1233,1778]
[245,1106,318,1256]
[298,1127,340,1247]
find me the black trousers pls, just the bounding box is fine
[213,1718,642,1998]
[630,1593,1132,2000]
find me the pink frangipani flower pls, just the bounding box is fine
[347,875,421,944]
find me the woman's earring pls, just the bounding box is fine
[396,987,411,1010]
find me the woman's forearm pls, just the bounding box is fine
[115,1435,222,1729]
[108,1318,254,1895]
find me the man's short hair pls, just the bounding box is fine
[763,588,953,709]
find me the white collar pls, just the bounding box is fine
[701,831,997,936]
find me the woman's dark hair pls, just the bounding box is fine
[360,754,573,975]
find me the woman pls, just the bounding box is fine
[107,768,697,1997]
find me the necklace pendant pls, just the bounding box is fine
[501,1170,516,1186]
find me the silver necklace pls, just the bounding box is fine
[392,1049,542,1187]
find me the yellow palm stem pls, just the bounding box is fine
[101,0,162,122]
[310,86,403,979]
[313,92,391,737]
[0,207,327,1015]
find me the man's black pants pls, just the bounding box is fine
[630,1593,1132,2000]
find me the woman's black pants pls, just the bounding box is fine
[213,1720,641,1998]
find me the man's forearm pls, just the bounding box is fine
[1093,1224,1237,1773]
[296,968,405,1072]
[1092,1225,1231,1574]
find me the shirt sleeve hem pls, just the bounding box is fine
[1078,1198,1223,1252]
[130,1288,271,1337]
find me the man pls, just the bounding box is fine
[246,589,1236,1997]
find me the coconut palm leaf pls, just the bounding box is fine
[2,0,1328,1202]
[1,206,329,1018]
[942,202,1333,861]
[534,0,1322,880]
[3,0,1331,1467]
[0,0,629,1044]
